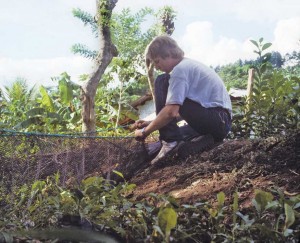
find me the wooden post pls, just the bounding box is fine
[247,68,255,97]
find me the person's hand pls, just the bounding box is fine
[130,120,150,130]
[134,128,147,142]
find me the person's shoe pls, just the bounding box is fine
[150,140,179,165]
[177,134,215,158]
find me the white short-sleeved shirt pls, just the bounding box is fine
[166,58,232,114]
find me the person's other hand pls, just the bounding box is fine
[134,128,146,141]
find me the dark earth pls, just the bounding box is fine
[111,131,299,207]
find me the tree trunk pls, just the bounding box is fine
[81,0,118,134]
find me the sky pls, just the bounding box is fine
[1,0,300,89]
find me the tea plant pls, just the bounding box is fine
[1,174,299,242]
[231,38,300,138]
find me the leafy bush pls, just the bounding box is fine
[0,173,299,242]
[231,38,300,138]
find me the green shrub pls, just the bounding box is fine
[231,38,300,138]
[1,174,299,242]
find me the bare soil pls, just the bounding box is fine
[124,131,300,206]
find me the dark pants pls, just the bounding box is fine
[154,73,231,142]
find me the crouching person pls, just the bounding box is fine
[134,35,232,165]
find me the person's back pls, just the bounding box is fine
[167,58,232,115]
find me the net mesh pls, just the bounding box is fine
[0,129,149,191]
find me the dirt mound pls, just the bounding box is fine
[127,131,300,206]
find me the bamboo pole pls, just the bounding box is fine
[146,61,155,102]
[247,68,255,97]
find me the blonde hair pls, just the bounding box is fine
[145,35,184,66]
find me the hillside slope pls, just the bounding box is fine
[125,131,300,206]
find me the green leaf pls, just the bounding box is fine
[31,180,46,192]
[250,40,259,48]
[124,183,136,191]
[82,176,100,187]
[262,43,272,51]
[112,170,124,179]
[14,117,43,130]
[47,112,62,120]
[59,78,73,105]
[294,202,300,209]
[233,191,238,226]
[158,206,177,238]
[284,203,295,230]
[217,191,225,208]
[153,225,164,237]
[54,172,60,184]
[265,200,279,210]
[70,112,81,124]
[261,62,268,73]
[253,190,274,212]
[40,86,55,112]
[236,212,255,226]
[283,229,294,237]
[0,231,14,243]
[26,107,46,117]
[208,208,218,217]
